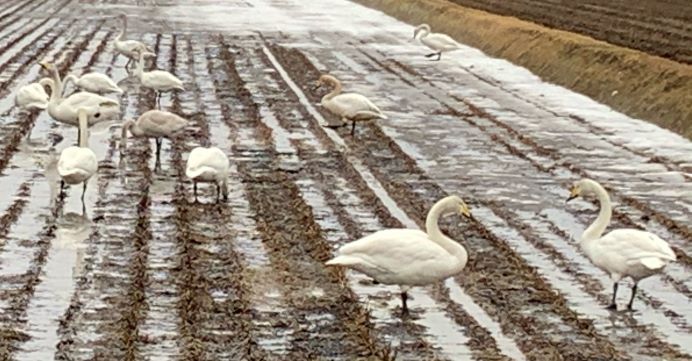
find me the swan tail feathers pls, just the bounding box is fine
[640,257,668,270]
[325,255,361,267]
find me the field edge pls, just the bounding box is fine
[351,0,692,139]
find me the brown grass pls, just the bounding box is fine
[354,0,692,139]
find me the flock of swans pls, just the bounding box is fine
[11,16,677,318]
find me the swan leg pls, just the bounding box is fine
[627,283,638,310]
[81,182,87,203]
[125,58,132,71]
[193,181,198,202]
[154,138,162,171]
[400,291,409,316]
[436,52,441,61]
[59,180,65,198]
[424,53,437,58]
[156,92,161,109]
[350,120,356,136]
[216,183,221,203]
[607,282,618,310]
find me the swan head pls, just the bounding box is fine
[413,24,431,39]
[440,195,471,218]
[313,74,339,90]
[38,61,56,73]
[566,178,601,202]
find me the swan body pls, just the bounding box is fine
[64,72,123,95]
[314,74,387,135]
[134,49,184,108]
[326,195,470,314]
[121,110,189,169]
[15,79,50,110]
[58,108,98,203]
[114,14,151,70]
[185,146,229,203]
[413,24,462,61]
[566,178,676,310]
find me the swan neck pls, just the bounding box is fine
[582,183,612,242]
[78,111,89,148]
[47,69,63,102]
[136,52,144,78]
[121,16,128,37]
[323,79,341,102]
[425,200,467,263]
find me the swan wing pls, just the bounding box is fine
[185,147,229,179]
[57,147,98,178]
[424,33,461,51]
[596,229,676,269]
[78,73,123,94]
[143,71,184,89]
[140,110,188,136]
[330,93,385,118]
[63,92,119,109]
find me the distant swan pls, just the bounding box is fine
[326,195,470,315]
[64,72,123,95]
[121,109,189,170]
[58,108,98,204]
[114,13,152,71]
[413,24,462,61]
[314,74,387,136]
[133,48,184,108]
[566,178,676,310]
[185,146,229,203]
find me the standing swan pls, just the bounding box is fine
[566,178,676,310]
[58,108,98,204]
[133,48,184,109]
[413,24,462,61]
[185,146,229,203]
[114,13,151,71]
[326,195,470,315]
[64,72,123,95]
[313,74,387,136]
[120,110,189,170]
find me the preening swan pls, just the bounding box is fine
[313,74,387,136]
[40,62,120,144]
[15,78,50,110]
[114,13,152,71]
[185,146,229,203]
[326,195,470,315]
[413,24,462,61]
[121,110,189,170]
[64,72,123,95]
[58,108,98,203]
[133,48,184,109]
[566,178,676,310]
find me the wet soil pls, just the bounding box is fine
[0,0,690,360]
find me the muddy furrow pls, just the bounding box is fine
[0,0,50,32]
[0,182,30,243]
[216,35,399,360]
[260,41,648,361]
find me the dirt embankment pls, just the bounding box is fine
[353,0,692,139]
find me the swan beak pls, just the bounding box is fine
[311,82,322,91]
[566,186,580,203]
[459,204,471,218]
[38,61,48,69]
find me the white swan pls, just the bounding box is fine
[133,48,184,108]
[121,109,189,168]
[15,78,51,110]
[566,178,677,310]
[326,195,470,315]
[185,146,229,203]
[313,74,387,136]
[413,24,462,61]
[64,72,123,95]
[58,108,98,203]
[40,62,120,144]
[114,13,151,71]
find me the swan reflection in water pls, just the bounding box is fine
[54,211,93,280]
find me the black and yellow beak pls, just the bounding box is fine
[565,194,578,203]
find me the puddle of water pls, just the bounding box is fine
[16,212,92,360]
